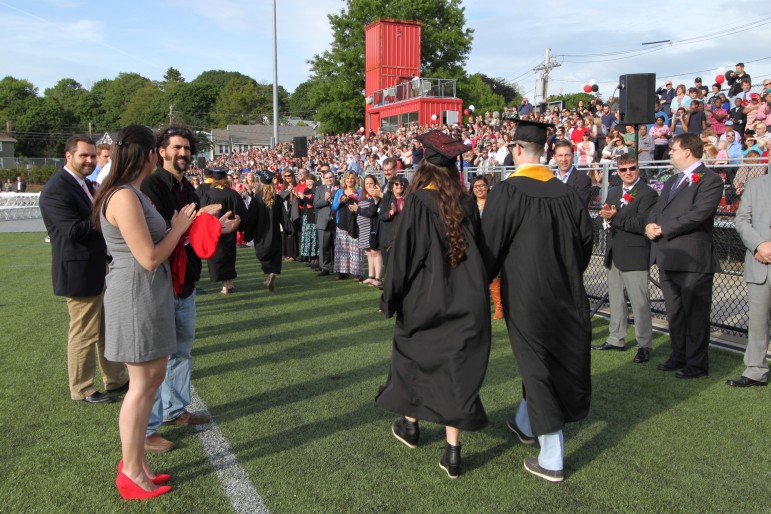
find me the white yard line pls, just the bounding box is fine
[190,386,269,514]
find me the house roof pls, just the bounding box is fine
[211,125,317,147]
[0,134,18,143]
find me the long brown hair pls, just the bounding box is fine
[257,181,276,208]
[407,160,468,268]
[92,124,155,231]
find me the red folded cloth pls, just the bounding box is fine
[170,213,222,295]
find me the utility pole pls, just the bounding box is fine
[533,48,561,105]
[271,0,279,147]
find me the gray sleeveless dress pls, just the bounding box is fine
[102,185,176,363]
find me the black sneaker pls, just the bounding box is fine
[506,414,538,446]
[439,442,461,479]
[391,418,419,448]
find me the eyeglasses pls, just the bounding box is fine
[393,184,405,188]
[617,165,638,173]
[383,167,395,172]
[473,184,488,190]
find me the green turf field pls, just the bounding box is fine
[0,232,767,513]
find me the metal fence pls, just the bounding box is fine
[0,160,764,337]
[465,159,769,338]
[0,193,41,220]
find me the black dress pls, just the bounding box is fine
[242,193,284,275]
[376,189,491,431]
[199,186,247,282]
[478,165,594,436]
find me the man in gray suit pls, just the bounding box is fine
[731,175,771,387]
[314,167,337,276]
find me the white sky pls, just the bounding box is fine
[1,0,769,102]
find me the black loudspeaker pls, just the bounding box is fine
[619,73,656,125]
[293,136,308,158]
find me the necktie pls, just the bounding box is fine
[81,182,93,204]
[668,174,686,201]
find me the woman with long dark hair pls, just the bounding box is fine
[376,130,491,479]
[93,125,196,499]
[242,171,284,291]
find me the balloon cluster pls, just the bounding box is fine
[715,66,731,84]
[583,79,599,93]
[464,105,475,122]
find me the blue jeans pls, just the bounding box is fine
[147,292,196,436]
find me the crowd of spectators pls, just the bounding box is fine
[179,69,769,224]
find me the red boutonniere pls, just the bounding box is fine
[687,172,704,186]
[619,188,638,207]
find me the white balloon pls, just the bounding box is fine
[431,114,438,120]
[589,79,597,86]
[717,66,726,75]
[468,105,475,112]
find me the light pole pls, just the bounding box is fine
[272,0,279,147]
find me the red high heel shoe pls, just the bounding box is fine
[118,460,171,485]
[116,471,172,500]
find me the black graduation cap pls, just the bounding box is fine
[508,119,555,147]
[257,171,273,184]
[416,130,471,167]
[206,167,229,180]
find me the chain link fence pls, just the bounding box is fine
[466,159,770,337]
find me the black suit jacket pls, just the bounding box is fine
[566,166,593,208]
[603,181,657,271]
[648,163,724,273]
[39,168,106,297]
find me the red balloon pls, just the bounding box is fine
[464,109,470,115]
[715,74,725,84]
[583,84,592,93]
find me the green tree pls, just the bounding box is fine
[308,0,473,132]
[163,81,219,129]
[288,79,320,120]
[89,73,153,131]
[121,82,165,127]
[212,77,265,126]
[161,67,185,93]
[43,79,96,132]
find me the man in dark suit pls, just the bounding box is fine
[313,166,337,276]
[593,154,657,363]
[39,135,127,404]
[553,140,592,208]
[15,175,27,193]
[645,133,723,378]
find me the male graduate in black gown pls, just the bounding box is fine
[479,120,594,483]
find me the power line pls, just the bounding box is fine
[556,15,771,64]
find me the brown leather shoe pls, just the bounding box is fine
[166,411,210,426]
[145,433,175,453]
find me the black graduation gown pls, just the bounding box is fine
[376,189,491,431]
[242,193,284,275]
[199,186,247,282]
[478,165,594,436]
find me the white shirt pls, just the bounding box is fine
[96,161,112,185]
[64,166,93,203]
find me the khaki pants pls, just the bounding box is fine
[66,294,127,400]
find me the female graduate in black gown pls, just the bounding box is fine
[199,168,247,294]
[376,130,491,479]
[242,171,284,292]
